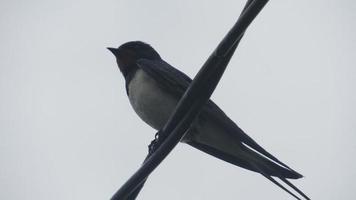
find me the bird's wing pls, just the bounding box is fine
[136,58,309,200]
[137,58,296,172]
[136,58,191,99]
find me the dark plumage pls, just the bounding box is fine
[108,41,310,200]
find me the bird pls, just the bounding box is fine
[108,41,310,200]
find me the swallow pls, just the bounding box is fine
[108,41,310,200]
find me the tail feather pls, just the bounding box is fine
[206,101,302,177]
[188,140,302,179]
[259,171,301,200]
[240,143,302,179]
[193,100,309,199]
[240,132,295,170]
[280,178,311,200]
[186,141,310,199]
[251,162,310,200]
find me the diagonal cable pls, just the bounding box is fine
[111,1,269,199]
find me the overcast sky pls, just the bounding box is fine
[1,0,356,199]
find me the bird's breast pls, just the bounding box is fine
[128,69,178,130]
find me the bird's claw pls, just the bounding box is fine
[148,130,163,154]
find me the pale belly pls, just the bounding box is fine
[127,69,241,154]
[128,69,179,130]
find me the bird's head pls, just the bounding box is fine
[108,41,161,77]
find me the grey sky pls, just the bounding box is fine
[1,0,355,199]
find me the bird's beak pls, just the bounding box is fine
[107,47,119,56]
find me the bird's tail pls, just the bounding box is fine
[242,144,310,200]
[187,102,310,199]
[240,142,302,179]
[236,129,311,199]
[187,141,310,200]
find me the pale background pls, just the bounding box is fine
[1,0,355,199]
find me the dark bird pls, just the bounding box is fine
[108,41,310,200]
